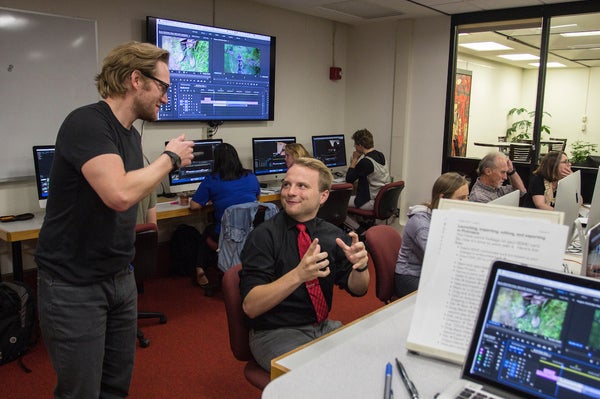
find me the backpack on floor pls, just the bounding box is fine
[170,224,202,277]
[0,281,36,371]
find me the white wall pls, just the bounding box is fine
[0,0,452,274]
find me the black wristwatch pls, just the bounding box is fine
[162,150,181,171]
[507,169,517,176]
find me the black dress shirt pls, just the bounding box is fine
[239,212,358,330]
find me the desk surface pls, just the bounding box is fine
[0,194,281,242]
[263,294,461,398]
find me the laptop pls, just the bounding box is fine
[438,259,600,399]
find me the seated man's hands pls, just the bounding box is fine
[336,231,368,272]
[296,239,331,282]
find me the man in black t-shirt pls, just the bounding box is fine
[239,157,370,371]
[35,42,193,399]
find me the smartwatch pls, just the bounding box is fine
[162,150,181,171]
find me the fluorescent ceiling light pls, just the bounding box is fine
[529,62,566,68]
[498,53,539,61]
[561,31,600,37]
[459,42,512,51]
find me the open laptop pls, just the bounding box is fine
[438,259,600,399]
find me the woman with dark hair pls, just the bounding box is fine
[190,143,260,290]
[527,150,573,210]
[394,172,469,298]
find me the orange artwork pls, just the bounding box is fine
[452,70,472,157]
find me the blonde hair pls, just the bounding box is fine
[285,143,311,161]
[292,157,333,192]
[429,172,469,210]
[95,41,169,98]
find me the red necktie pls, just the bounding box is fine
[296,223,328,323]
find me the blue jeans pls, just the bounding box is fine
[38,266,137,399]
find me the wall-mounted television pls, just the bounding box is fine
[312,134,347,169]
[146,16,276,122]
[252,137,295,179]
[167,138,223,193]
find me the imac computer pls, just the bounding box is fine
[554,170,581,245]
[584,166,600,232]
[489,190,520,207]
[312,134,347,180]
[167,138,223,194]
[32,145,55,209]
[252,137,295,189]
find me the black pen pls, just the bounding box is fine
[395,357,419,399]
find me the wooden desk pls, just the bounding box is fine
[264,294,461,398]
[0,193,281,281]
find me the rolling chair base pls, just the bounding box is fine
[137,311,167,348]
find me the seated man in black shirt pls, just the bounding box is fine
[239,157,370,371]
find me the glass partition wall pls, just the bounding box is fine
[443,2,600,192]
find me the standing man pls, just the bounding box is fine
[345,128,391,210]
[35,41,194,399]
[239,157,370,371]
[469,151,526,203]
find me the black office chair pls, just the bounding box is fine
[317,183,353,227]
[509,143,533,163]
[347,180,405,230]
[133,223,167,348]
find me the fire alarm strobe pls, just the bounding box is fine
[330,66,342,80]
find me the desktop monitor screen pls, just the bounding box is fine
[554,170,581,242]
[146,16,276,122]
[167,139,223,193]
[252,137,295,177]
[32,145,55,209]
[311,134,347,169]
[585,166,600,231]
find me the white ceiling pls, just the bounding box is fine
[249,0,583,25]
[249,0,600,68]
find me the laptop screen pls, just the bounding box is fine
[464,260,600,399]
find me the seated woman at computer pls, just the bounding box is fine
[394,172,469,298]
[190,143,260,291]
[284,143,311,168]
[527,150,573,210]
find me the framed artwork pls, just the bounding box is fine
[452,69,472,157]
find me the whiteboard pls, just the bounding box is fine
[0,8,98,181]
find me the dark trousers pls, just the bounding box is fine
[38,267,137,399]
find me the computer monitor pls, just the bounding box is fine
[585,166,600,232]
[252,137,296,182]
[167,139,223,194]
[32,145,55,209]
[488,190,520,207]
[311,134,347,171]
[554,170,581,244]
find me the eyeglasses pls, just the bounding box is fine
[560,159,572,165]
[139,71,170,96]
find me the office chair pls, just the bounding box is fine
[509,143,533,163]
[549,138,567,152]
[317,182,353,227]
[222,264,271,390]
[133,223,167,348]
[364,225,402,304]
[347,180,405,229]
[202,202,279,296]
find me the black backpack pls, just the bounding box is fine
[0,281,36,372]
[170,224,202,277]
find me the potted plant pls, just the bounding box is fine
[505,107,551,142]
[570,140,598,165]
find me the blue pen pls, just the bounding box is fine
[384,362,393,399]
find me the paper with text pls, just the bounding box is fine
[405,208,569,364]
